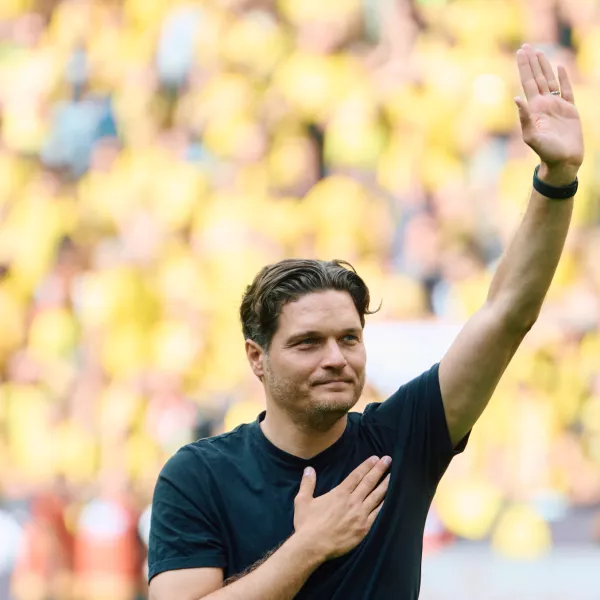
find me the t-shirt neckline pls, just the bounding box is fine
[250,411,352,470]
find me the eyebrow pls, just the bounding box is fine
[285,327,363,344]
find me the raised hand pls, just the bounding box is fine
[514,44,584,185]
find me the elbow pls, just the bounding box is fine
[503,312,538,336]
[488,300,539,336]
[513,316,537,337]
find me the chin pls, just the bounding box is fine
[311,392,358,415]
[305,405,351,432]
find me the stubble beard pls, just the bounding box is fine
[264,366,365,433]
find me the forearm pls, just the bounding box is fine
[487,163,576,326]
[201,534,323,600]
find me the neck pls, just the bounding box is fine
[260,405,348,460]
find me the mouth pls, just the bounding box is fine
[314,380,353,387]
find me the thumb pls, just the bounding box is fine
[514,96,533,133]
[296,467,316,504]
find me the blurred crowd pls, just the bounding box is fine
[0,0,599,598]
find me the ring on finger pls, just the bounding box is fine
[550,90,560,96]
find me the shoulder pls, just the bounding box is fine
[361,363,441,421]
[152,423,256,517]
[392,363,441,401]
[159,422,255,481]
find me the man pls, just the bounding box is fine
[148,45,584,600]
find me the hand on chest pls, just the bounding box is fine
[216,457,381,575]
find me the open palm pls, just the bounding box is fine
[515,45,584,169]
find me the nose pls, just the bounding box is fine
[321,339,348,370]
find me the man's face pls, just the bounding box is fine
[252,290,367,430]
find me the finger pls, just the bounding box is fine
[557,65,575,104]
[536,50,559,94]
[351,456,391,501]
[339,456,380,493]
[524,44,549,95]
[363,473,390,514]
[514,96,533,135]
[516,47,539,101]
[366,502,384,528]
[295,467,316,504]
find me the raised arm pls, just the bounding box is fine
[438,44,584,446]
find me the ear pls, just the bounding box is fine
[245,339,266,380]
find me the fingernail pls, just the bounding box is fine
[304,467,314,477]
[382,456,392,466]
[370,456,379,465]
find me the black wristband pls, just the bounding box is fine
[533,165,578,200]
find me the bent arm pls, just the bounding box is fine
[150,533,324,600]
[204,533,322,600]
[150,568,223,600]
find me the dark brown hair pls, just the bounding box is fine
[240,258,378,350]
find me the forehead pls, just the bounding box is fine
[276,290,361,336]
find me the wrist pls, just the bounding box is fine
[537,162,579,187]
[287,532,328,568]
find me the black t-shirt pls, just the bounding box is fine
[148,363,468,599]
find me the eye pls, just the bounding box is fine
[299,338,318,346]
[343,334,359,343]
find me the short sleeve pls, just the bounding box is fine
[361,363,469,486]
[148,446,226,583]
